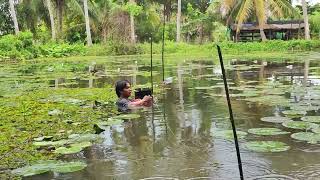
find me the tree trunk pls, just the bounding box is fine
[102,27,107,44]
[302,0,311,40]
[176,0,181,42]
[129,0,136,44]
[56,0,64,38]
[83,0,92,46]
[9,0,19,34]
[46,0,56,40]
[259,28,267,41]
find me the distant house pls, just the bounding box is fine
[230,20,305,42]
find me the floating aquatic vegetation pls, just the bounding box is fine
[291,132,320,144]
[48,109,62,116]
[194,86,216,90]
[248,128,290,136]
[246,95,290,107]
[282,121,319,130]
[114,114,141,120]
[34,136,53,141]
[94,119,123,133]
[282,110,307,118]
[290,105,319,112]
[260,116,291,123]
[11,160,87,177]
[33,140,68,147]
[230,90,259,98]
[244,141,290,152]
[212,130,247,141]
[68,133,100,143]
[54,146,83,154]
[301,116,320,123]
[262,88,286,95]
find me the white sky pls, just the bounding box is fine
[293,0,320,6]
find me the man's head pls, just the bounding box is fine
[115,80,131,98]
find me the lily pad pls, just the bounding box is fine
[301,116,320,123]
[212,130,247,141]
[291,132,320,144]
[244,141,290,152]
[282,121,319,130]
[54,146,83,154]
[248,128,290,136]
[12,161,86,177]
[260,116,291,123]
[51,161,87,173]
[194,86,215,90]
[70,141,92,149]
[282,110,307,118]
[34,136,53,141]
[290,105,319,112]
[33,139,68,147]
[114,114,141,120]
[68,133,100,143]
[48,109,62,116]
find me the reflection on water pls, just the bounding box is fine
[19,57,320,179]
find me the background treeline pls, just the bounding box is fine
[0,0,320,60]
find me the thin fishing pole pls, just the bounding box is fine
[150,34,156,141]
[150,35,154,93]
[161,3,166,82]
[217,45,244,180]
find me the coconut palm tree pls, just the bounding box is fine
[8,0,19,34]
[302,0,311,40]
[83,0,92,45]
[176,0,181,42]
[129,0,136,44]
[45,0,56,40]
[220,0,297,41]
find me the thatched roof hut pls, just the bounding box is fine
[230,20,305,42]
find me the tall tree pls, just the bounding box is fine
[302,0,311,40]
[54,0,64,38]
[220,0,296,41]
[45,0,56,40]
[83,0,92,45]
[176,0,181,42]
[129,0,136,43]
[8,0,19,34]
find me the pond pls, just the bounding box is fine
[1,53,320,179]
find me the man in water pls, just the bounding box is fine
[115,80,152,112]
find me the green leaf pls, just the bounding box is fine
[282,121,319,130]
[244,141,290,152]
[301,116,320,123]
[212,130,247,141]
[71,141,92,149]
[12,160,87,176]
[282,110,307,118]
[33,139,68,147]
[248,128,290,136]
[114,114,141,120]
[52,161,87,173]
[54,146,83,154]
[260,116,291,123]
[33,136,53,141]
[291,132,320,144]
[68,133,100,143]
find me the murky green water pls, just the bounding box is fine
[2,53,320,179]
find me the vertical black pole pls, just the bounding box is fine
[150,35,153,93]
[161,4,166,82]
[217,45,244,180]
[150,35,156,141]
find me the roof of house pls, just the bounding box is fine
[231,20,305,31]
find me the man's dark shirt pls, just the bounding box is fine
[116,98,131,112]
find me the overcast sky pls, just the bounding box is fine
[293,0,320,6]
